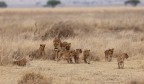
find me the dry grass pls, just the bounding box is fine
[18,72,52,84]
[130,80,144,84]
[0,7,144,84]
[0,60,144,84]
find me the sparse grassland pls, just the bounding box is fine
[0,7,144,84]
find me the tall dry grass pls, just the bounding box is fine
[0,7,144,65]
[18,72,52,84]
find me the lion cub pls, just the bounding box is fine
[83,50,91,64]
[117,53,129,69]
[105,48,114,62]
[70,49,82,64]
[13,58,27,66]
[29,44,46,60]
[57,50,73,63]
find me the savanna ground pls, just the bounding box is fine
[0,7,144,84]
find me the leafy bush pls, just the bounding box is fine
[47,0,61,8]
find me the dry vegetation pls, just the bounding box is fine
[18,72,52,84]
[0,7,144,84]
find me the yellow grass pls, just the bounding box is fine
[0,7,144,84]
[0,60,144,84]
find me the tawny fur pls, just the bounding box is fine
[57,50,73,63]
[29,44,46,60]
[83,50,91,64]
[53,37,62,50]
[105,48,114,62]
[72,49,82,64]
[53,38,62,60]
[117,53,129,69]
[13,58,27,66]
[60,42,71,51]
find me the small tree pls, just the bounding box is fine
[125,0,141,6]
[47,0,61,8]
[0,1,7,8]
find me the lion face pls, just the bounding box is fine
[29,54,34,61]
[40,44,46,51]
[53,38,61,50]
[124,53,129,59]
[66,43,71,50]
[70,50,76,56]
[76,49,82,53]
[109,48,114,54]
[105,48,114,55]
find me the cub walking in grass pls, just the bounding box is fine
[105,48,114,62]
[117,53,129,69]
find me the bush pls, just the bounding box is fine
[33,20,95,40]
[18,72,52,84]
[125,0,141,6]
[41,21,76,40]
[47,0,61,8]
